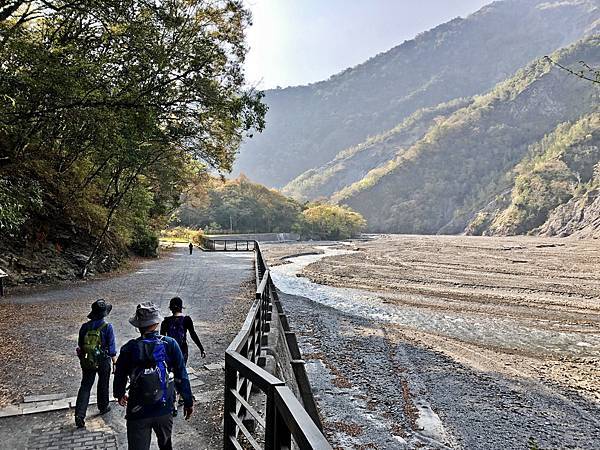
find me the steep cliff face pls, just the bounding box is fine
[338,38,599,234]
[235,0,600,188]
[538,189,600,238]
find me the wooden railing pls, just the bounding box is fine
[204,237,331,449]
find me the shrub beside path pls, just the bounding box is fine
[0,244,254,449]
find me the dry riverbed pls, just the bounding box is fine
[263,235,600,449]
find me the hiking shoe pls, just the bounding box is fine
[75,417,85,428]
[99,406,111,415]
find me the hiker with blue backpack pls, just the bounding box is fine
[75,299,117,428]
[114,302,193,450]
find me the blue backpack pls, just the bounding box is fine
[129,337,173,407]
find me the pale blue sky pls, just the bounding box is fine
[244,0,492,89]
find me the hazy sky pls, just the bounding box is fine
[244,0,492,89]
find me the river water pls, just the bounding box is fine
[270,247,600,358]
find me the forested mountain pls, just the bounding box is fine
[340,37,599,234]
[282,99,472,200]
[235,0,599,188]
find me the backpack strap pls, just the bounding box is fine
[96,322,109,332]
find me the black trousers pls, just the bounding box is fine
[127,414,173,450]
[74,358,111,419]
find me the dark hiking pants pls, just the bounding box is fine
[74,358,111,419]
[127,414,173,450]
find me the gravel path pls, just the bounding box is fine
[0,244,254,449]
[265,236,600,449]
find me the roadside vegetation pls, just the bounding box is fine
[0,1,265,281]
[160,228,204,245]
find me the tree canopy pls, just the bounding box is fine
[0,1,265,271]
[294,204,366,240]
[175,175,302,233]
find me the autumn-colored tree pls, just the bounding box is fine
[294,204,366,240]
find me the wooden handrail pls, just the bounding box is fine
[208,236,331,450]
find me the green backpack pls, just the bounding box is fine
[81,322,108,370]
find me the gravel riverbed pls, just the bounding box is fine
[263,235,600,449]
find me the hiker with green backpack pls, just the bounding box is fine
[75,299,117,428]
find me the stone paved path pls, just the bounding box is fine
[0,244,254,449]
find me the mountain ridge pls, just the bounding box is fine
[235,0,599,189]
[339,36,599,234]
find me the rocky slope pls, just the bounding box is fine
[466,113,600,237]
[538,189,600,238]
[235,0,600,189]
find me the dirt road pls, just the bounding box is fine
[0,244,254,449]
[264,235,600,449]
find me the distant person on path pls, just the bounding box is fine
[160,297,206,365]
[188,242,193,255]
[75,299,117,428]
[114,302,193,450]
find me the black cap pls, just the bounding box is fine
[169,297,184,311]
[88,299,112,320]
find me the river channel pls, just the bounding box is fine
[270,246,600,359]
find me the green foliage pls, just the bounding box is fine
[0,1,265,266]
[236,0,598,188]
[294,204,366,240]
[528,437,542,450]
[339,37,600,234]
[0,177,42,234]
[160,227,203,244]
[129,226,159,257]
[175,175,302,233]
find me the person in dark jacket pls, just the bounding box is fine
[75,299,117,428]
[188,242,193,255]
[160,297,206,365]
[114,302,193,450]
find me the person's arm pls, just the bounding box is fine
[168,339,194,418]
[185,316,205,357]
[76,324,86,357]
[113,344,131,405]
[106,324,118,371]
[160,319,167,337]
[105,324,117,357]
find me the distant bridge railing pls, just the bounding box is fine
[199,236,257,252]
[202,236,331,449]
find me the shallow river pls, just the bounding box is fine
[270,247,600,358]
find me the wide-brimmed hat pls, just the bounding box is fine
[129,302,163,328]
[169,297,185,311]
[88,299,112,320]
